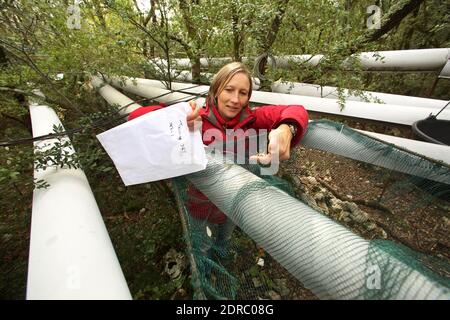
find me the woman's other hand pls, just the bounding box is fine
[249,124,293,164]
[271,124,293,161]
[187,100,201,131]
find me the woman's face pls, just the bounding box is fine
[216,72,250,121]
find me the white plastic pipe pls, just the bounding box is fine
[301,121,450,184]
[355,130,450,168]
[157,68,261,90]
[271,80,448,110]
[251,90,450,124]
[169,48,450,72]
[27,104,132,300]
[169,69,215,83]
[269,49,450,72]
[91,76,142,115]
[154,57,233,70]
[347,49,450,72]
[439,59,450,79]
[267,54,324,68]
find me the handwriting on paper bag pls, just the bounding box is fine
[169,120,189,157]
[169,121,175,136]
[177,120,183,140]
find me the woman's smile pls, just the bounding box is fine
[226,105,240,111]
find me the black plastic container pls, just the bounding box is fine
[412,115,450,146]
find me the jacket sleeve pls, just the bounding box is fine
[127,103,166,121]
[252,105,309,147]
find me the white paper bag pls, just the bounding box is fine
[97,102,208,185]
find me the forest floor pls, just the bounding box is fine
[217,145,449,300]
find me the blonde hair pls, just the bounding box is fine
[207,62,253,107]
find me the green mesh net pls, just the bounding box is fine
[172,163,298,300]
[360,240,450,299]
[170,119,449,300]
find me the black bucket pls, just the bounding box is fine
[412,115,450,146]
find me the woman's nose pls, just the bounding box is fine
[230,92,239,103]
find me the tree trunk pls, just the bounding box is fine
[0,46,9,66]
[256,0,290,78]
[0,89,32,133]
[231,3,243,62]
[149,0,157,58]
[191,56,201,84]
[178,0,202,83]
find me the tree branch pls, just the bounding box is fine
[362,0,425,43]
[316,177,394,215]
[0,40,84,115]
[256,0,290,78]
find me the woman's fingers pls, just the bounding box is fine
[188,100,197,112]
[249,153,272,166]
[187,100,201,131]
[187,100,199,120]
[268,128,290,160]
[251,128,291,165]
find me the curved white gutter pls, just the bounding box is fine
[27,104,132,300]
[105,76,202,105]
[104,76,450,167]
[271,80,448,110]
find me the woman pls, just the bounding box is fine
[128,62,308,259]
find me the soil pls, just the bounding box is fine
[286,146,450,259]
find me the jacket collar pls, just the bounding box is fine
[201,100,255,129]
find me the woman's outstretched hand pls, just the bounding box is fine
[187,100,202,131]
[249,124,293,164]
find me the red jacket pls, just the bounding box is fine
[128,101,308,223]
[128,101,308,145]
